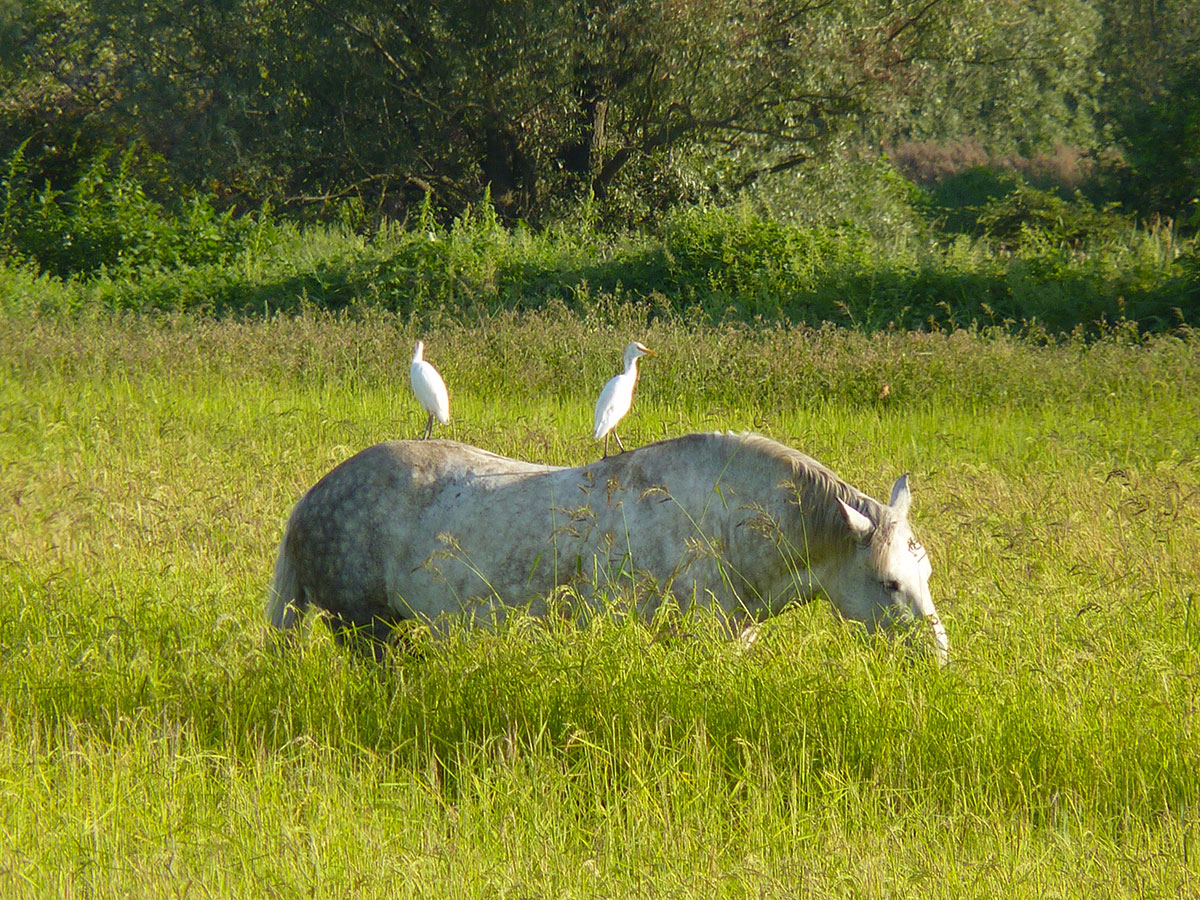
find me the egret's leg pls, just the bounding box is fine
[422,413,434,439]
[613,430,626,453]
[601,434,609,458]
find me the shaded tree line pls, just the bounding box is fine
[0,0,1197,228]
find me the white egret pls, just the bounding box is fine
[409,340,450,439]
[593,341,655,457]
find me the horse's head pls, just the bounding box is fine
[830,475,949,664]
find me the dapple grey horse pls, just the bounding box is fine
[267,432,948,662]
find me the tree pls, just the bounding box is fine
[0,0,1115,225]
[1092,0,1200,223]
[890,0,1103,153]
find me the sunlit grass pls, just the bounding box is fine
[1,310,1198,897]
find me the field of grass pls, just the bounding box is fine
[1,308,1198,897]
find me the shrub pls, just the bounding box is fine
[974,182,1130,251]
[0,143,258,278]
[1109,56,1200,230]
[658,204,876,320]
[926,166,1022,233]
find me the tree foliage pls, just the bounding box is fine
[1092,0,1200,224]
[0,0,1194,227]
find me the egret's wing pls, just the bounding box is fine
[411,361,451,423]
[427,365,450,423]
[593,372,632,439]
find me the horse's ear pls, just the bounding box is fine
[837,498,875,541]
[889,474,911,519]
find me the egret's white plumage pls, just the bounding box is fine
[409,340,450,439]
[593,341,654,457]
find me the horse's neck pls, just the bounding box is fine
[751,478,863,613]
[784,466,869,561]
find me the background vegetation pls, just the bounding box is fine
[2,2,1198,331]
[0,0,1109,221]
[3,0,1196,224]
[0,1,1195,309]
[0,179,1195,333]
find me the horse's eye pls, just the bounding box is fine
[882,579,901,593]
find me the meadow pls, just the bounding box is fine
[1,307,1198,898]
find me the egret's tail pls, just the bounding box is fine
[266,525,307,631]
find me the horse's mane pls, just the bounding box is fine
[688,431,900,559]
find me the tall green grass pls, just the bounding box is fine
[1,310,1197,897]
[3,189,1196,333]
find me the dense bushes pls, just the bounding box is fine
[0,143,262,278]
[1,146,1196,333]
